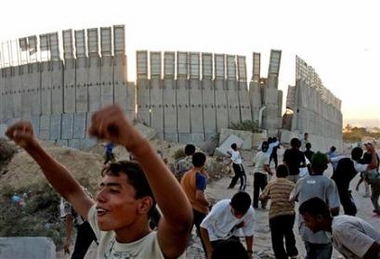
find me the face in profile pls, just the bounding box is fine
[301,213,323,233]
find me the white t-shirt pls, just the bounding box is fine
[87,205,185,259]
[200,199,255,241]
[332,215,380,259]
[230,150,243,164]
[253,151,270,174]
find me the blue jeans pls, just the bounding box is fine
[304,241,332,259]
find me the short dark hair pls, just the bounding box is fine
[305,142,312,149]
[276,164,289,178]
[330,146,336,152]
[192,152,206,167]
[299,197,330,218]
[230,191,251,215]
[290,138,300,148]
[184,144,196,156]
[261,141,269,152]
[101,160,156,215]
[231,143,237,150]
[351,147,363,161]
[311,152,328,171]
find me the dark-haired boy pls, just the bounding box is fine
[299,197,380,259]
[176,144,196,179]
[200,192,254,259]
[259,165,298,259]
[181,151,210,256]
[5,104,193,259]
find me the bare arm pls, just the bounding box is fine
[195,190,210,207]
[366,144,379,170]
[200,227,214,259]
[88,104,193,258]
[5,122,94,219]
[245,235,254,258]
[63,214,74,254]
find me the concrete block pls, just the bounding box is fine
[0,237,56,259]
[215,134,244,157]
[219,128,253,150]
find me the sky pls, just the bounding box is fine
[1,0,379,128]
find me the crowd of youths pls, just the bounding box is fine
[5,106,380,259]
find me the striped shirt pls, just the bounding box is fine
[260,178,295,219]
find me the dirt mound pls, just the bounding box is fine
[0,146,104,195]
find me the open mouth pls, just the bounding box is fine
[96,207,107,216]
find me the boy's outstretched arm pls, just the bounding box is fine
[5,122,94,219]
[88,104,193,258]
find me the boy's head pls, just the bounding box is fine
[351,147,363,161]
[299,197,331,233]
[231,143,237,151]
[192,152,206,168]
[276,164,289,178]
[100,161,156,216]
[230,192,251,218]
[330,146,336,152]
[261,141,269,152]
[305,142,312,150]
[184,144,196,156]
[290,138,300,148]
[311,152,328,172]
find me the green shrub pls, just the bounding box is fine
[229,120,262,133]
[0,182,64,249]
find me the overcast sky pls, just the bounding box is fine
[1,0,379,127]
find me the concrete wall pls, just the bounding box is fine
[0,25,343,153]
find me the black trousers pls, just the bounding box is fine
[193,209,208,257]
[269,215,298,259]
[228,163,247,190]
[71,221,97,259]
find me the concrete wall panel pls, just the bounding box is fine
[88,56,101,111]
[39,114,50,140]
[226,80,240,124]
[114,55,129,112]
[202,79,216,135]
[13,66,22,118]
[150,79,164,139]
[163,79,177,137]
[176,79,190,134]
[51,60,64,114]
[136,78,150,125]
[62,113,74,139]
[73,112,87,139]
[75,57,88,112]
[3,68,13,119]
[100,56,114,109]
[40,62,52,115]
[63,59,76,113]
[190,79,203,134]
[49,114,61,140]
